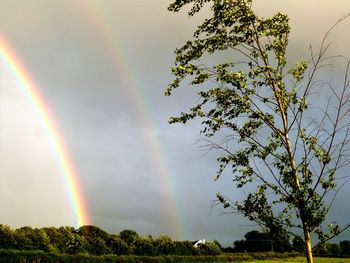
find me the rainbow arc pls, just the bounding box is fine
[80,1,184,239]
[0,34,89,227]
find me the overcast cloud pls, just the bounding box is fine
[0,0,349,245]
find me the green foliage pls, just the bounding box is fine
[77,225,112,255]
[232,230,291,253]
[12,227,33,250]
[324,243,342,256]
[77,225,110,241]
[0,249,300,263]
[292,236,305,253]
[119,229,139,246]
[65,233,88,254]
[245,231,272,252]
[197,242,221,255]
[1,223,347,260]
[0,224,225,257]
[133,236,156,256]
[166,1,350,261]
[0,225,14,249]
[172,241,200,256]
[107,235,129,255]
[340,240,350,255]
[154,235,175,255]
[32,229,51,252]
[55,226,88,254]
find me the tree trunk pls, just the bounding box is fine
[303,224,314,263]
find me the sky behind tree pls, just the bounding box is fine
[0,0,349,245]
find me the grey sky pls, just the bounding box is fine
[0,0,349,245]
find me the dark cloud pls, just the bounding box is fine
[0,0,349,246]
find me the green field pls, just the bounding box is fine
[243,258,350,263]
[1,250,349,263]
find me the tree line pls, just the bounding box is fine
[229,230,350,256]
[0,224,221,256]
[1,224,349,256]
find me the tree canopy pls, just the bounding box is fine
[0,224,221,256]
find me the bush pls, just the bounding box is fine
[197,242,221,255]
[0,250,301,263]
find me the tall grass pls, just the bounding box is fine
[245,257,350,263]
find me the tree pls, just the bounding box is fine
[65,234,87,254]
[340,240,350,255]
[233,239,246,252]
[213,239,222,250]
[325,243,341,256]
[107,235,129,255]
[245,230,271,252]
[173,241,199,255]
[292,236,305,253]
[133,236,156,256]
[13,226,35,250]
[31,229,51,252]
[77,225,111,255]
[119,229,139,246]
[43,227,65,252]
[57,226,87,254]
[197,241,221,255]
[154,235,175,255]
[166,1,350,262]
[244,230,291,252]
[0,224,14,249]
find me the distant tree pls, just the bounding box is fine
[166,1,350,262]
[65,234,87,254]
[11,226,51,251]
[0,224,14,249]
[0,224,225,256]
[245,230,271,252]
[270,231,292,252]
[57,226,87,254]
[31,229,51,252]
[13,226,35,250]
[119,229,139,246]
[233,230,291,252]
[198,242,221,255]
[77,225,111,255]
[154,235,174,255]
[133,236,156,256]
[173,241,199,255]
[292,236,305,253]
[233,239,246,252]
[221,245,234,253]
[340,240,350,255]
[56,226,75,253]
[213,239,222,250]
[87,237,111,255]
[107,235,129,255]
[77,225,109,240]
[326,243,342,256]
[43,227,64,252]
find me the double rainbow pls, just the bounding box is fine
[0,34,89,227]
[81,1,184,239]
[0,2,183,238]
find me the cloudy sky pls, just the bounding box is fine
[0,0,349,245]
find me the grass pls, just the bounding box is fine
[238,257,350,263]
[1,250,348,263]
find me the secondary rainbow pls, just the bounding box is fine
[81,1,184,239]
[0,34,89,228]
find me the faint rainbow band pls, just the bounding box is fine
[0,34,89,228]
[81,1,184,239]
